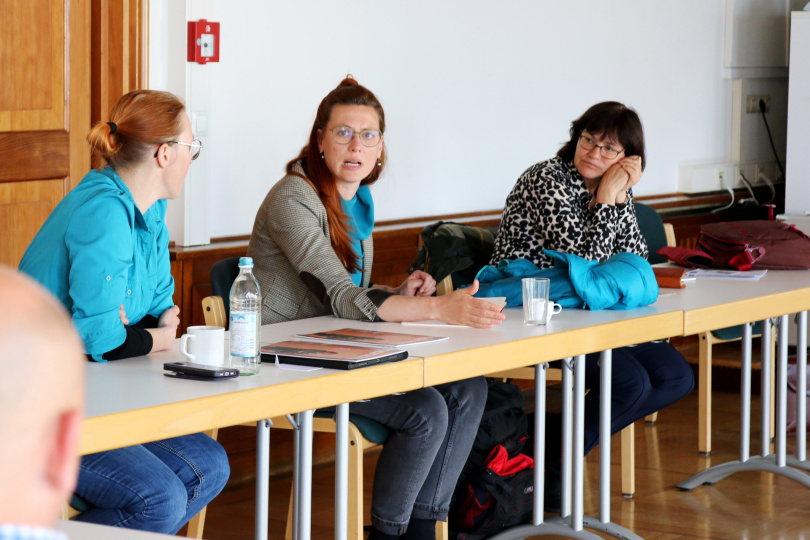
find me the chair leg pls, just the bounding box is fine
[185,428,219,539]
[436,519,449,539]
[644,411,658,424]
[621,423,635,497]
[185,507,208,539]
[698,333,713,455]
[348,427,366,540]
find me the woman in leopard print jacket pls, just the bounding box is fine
[491,102,694,509]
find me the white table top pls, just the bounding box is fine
[81,319,424,454]
[650,268,810,334]
[57,520,177,539]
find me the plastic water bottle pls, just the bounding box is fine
[229,257,261,375]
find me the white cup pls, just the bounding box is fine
[180,325,225,366]
[534,299,562,324]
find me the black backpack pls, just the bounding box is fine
[449,382,532,538]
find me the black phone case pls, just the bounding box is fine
[163,362,239,379]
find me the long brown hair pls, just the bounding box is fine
[286,76,387,273]
[557,101,646,170]
[87,90,186,170]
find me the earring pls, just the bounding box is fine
[320,151,325,159]
[376,158,382,167]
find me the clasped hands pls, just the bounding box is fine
[589,155,643,210]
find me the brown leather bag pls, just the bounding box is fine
[658,220,810,270]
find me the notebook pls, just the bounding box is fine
[295,327,448,347]
[260,340,409,370]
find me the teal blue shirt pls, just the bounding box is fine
[19,167,175,361]
[341,185,374,286]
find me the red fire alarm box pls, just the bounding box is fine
[187,19,220,64]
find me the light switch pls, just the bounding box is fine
[193,112,208,134]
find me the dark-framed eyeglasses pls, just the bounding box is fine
[329,126,382,147]
[578,134,623,159]
[153,139,203,160]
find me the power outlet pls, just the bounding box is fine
[746,94,771,114]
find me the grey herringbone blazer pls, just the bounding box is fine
[247,171,391,325]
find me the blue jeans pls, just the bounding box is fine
[348,377,487,536]
[73,433,230,534]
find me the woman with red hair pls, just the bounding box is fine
[20,90,229,533]
[249,76,503,539]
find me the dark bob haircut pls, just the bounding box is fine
[556,101,645,170]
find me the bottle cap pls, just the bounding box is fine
[239,256,254,267]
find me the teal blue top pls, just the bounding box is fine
[341,185,374,286]
[19,166,175,361]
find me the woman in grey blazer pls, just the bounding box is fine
[248,76,504,540]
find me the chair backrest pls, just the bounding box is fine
[210,256,241,321]
[634,202,670,264]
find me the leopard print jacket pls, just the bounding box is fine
[490,156,648,268]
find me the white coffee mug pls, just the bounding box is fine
[180,325,225,366]
[536,299,562,324]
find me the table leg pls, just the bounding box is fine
[797,312,807,462]
[256,418,271,540]
[292,414,300,540]
[598,350,611,523]
[295,410,314,540]
[678,314,810,491]
[335,404,349,540]
[561,357,573,518]
[760,318,772,458]
[508,351,641,540]
[532,364,546,526]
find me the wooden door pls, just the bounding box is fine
[0,0,91,268]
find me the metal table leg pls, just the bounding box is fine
[678,313,810,491]
[256,418,272,540]
[493,353,640,540]
[294,410,314,540]
[335,403,349,540]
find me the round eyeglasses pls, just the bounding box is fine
[153,139,203,160]
[578,135,623,159]
[329,126,382,147]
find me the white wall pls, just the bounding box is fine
[149,0,789,241]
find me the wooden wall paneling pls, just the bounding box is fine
[0,179,65,266]
[0,0,65,132]
[128,0,148,89]
[0,131,70,182]
[170,242,249,333]
[92,0,128,126]
[69,0,92,190]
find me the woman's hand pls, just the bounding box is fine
[434,280,505,328]
[119,304,129,326]
[396,270,436,297]
[617,155,643,197]
[158,305,181,331]
[147,305,181,353]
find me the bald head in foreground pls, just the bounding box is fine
[0,266,85,528]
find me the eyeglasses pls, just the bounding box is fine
[329,126,382,147]
[578,134,624,159]
[153,139,203,160]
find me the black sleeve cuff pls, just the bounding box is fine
[99,326,154,361]
[367,288,396,322]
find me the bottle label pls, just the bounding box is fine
[230,311,257,357]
